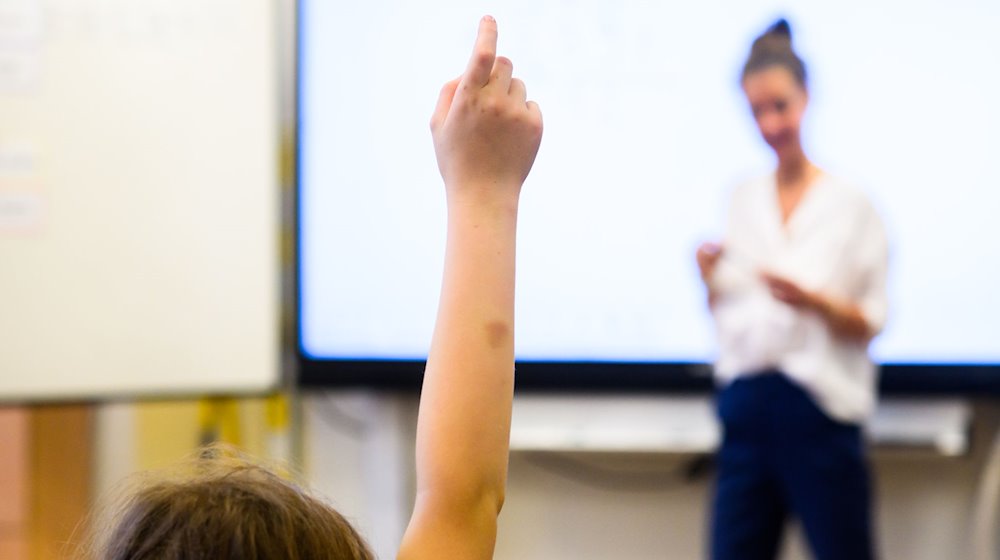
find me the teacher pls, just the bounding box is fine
[697,18,889,560]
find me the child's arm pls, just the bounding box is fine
[397,16,542,560]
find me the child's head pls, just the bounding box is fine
[86,444,373,560]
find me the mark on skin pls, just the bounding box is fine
[485,321,510,349]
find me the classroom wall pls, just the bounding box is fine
[7,391,993,558]
[303,392,1000,560]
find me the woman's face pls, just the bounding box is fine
[742,66,808,159]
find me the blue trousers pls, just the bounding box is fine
[710,373,876,560]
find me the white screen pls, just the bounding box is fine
[299,0,1000,364]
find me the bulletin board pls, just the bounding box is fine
[0,0,281,401]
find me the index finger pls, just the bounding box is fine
[462,15,498,88]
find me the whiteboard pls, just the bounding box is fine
[0,0,280,401]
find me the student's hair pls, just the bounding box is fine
[742,18,807,87]
[82,444,374,560]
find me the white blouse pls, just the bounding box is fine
[710,173,889,423]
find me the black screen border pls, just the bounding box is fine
[297,360,1000,396]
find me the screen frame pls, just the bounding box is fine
[297,359,1000,396]
[293,2,1000,397]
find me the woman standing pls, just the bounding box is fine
[697,19,888,560]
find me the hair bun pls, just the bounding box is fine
[766,19,792,40]
[742,17,807,86]
[751,17,794,55]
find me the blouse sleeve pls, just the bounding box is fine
[853,204,890,335]
[712,183,758,295]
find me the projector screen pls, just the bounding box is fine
[298,0,1000,382]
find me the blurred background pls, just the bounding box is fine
[1,1,999,559]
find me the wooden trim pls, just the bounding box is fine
[0,407,29,560]
[28,405,93,560]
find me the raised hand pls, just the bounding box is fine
[400,17,542,560]
[430,16,543,204]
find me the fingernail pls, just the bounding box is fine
[484,15,495,23]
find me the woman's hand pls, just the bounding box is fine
[760,272,816,308]
[696,242,723,284]
[761,272,873,342]
[696,242,725,308]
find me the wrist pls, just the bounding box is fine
[809,292,833,317]
[446,182,521,217]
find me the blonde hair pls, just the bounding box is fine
[82,444,374,560]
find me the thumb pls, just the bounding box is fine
[430,77,460,131]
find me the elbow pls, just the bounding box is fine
[473,474,507,516]
[493,478,507,513]
[834,319,877,345]
[414,477,507,523]
[856,314,884,345]
[422,473,505,514]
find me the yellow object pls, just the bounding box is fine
[266,393,290,432]
[134,394,289,473]
[197,397,243,447]
[136,401,200,470]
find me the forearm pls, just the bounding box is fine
[415,193,519,511]
[810,293,872,343]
